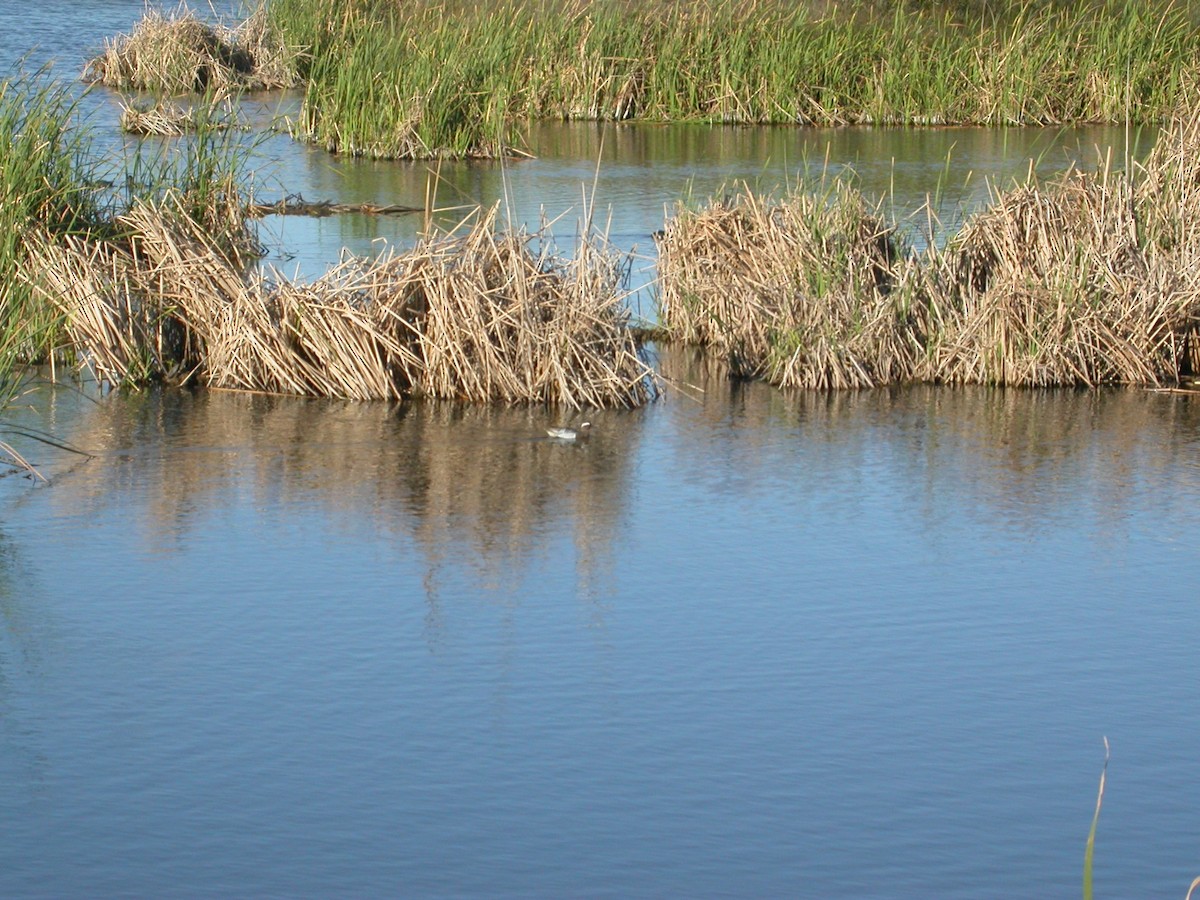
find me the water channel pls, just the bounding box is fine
[2,3,1198,897]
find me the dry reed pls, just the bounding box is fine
[398,207,657,407]
[119,96,235,135]
[657,183,927,389]
[658,123,1200,390]
[83,5,299,94]
[924,158,1200,387]
[27,194,657,407]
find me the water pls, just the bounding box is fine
[3,4,1199,898]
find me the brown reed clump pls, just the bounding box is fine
[27,193,656,407]
[119,96,235,135]
[83,5,299,94]
[23,232,167,386]
[923,162,1200,387]
[656,183,928,389]
[394,207,657,407]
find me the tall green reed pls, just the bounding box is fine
[0,70,102,361]
[264,0,1200,159]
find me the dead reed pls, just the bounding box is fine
[924,157,1200,387]
[28,194,657,408]
[658,121,1200,391]
[657,183,928,389]
[398,207,657,407]
[119,95,236,135]
[83,5,299,94]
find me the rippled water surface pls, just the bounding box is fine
[2,4,1199,899]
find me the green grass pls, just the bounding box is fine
[0,70,102,362]
[0,70,261,371]
[1083,737,1109,900]
[264,0,1200,159]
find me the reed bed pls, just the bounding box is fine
[657,124,1200,389]
[657,183,928,389]
[262,0,1200,159]
[119,94,237,136]
[84,5,299,94]
[30,194,657,407]
[0,72,102,364]
[923,167,1198,387]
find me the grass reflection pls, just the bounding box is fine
[49,387,644,596]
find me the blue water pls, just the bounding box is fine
[4,369,1200,898]
[3,4,1200,898]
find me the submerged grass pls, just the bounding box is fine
[260,0,1200,158]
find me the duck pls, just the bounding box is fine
[546,421,591,441]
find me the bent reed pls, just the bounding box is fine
[27,196,658,408]
[84,5,299,94]
[657,184,929,389]
[657,115,1200,389]
[4,71,652,408]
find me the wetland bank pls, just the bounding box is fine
[8,0,1200,402]
[3,1,1200,898]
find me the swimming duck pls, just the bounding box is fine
[546,421,591,441]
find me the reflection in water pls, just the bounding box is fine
[31,367,1200,597]
[656,343,1200,539]
[48,387,644,615]
[4,370,1200,897]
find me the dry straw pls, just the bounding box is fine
[28,193,657,408]
[924,147,1200,386]
[83,5,299,94]
[657,183,929,389]
[658,116,1200,389]
[119,94,237,136]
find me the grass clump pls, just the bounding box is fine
[0,71,103,364]
[119,91,239,136]
[30,197,658,407]
[657,113,1200,390]
[1,65,650,407]
[0,67,262,380]
[922,130,1200,386]
[657,182,928,389]
[83,4,300,94]
[259,0,1200,159]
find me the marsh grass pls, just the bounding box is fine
[922,165,1196,386]
[31,195,658,406]
[657,113,1200,389]
[119,90,239,136]
[656,182,930,389]
[0,71,102,364]
[0,65,262,383]
[263,0,1200,159]
[84,4,299,94]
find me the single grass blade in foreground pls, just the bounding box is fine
[1083,736,1109,900]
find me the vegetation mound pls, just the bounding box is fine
[657,117,1200,389]
[83,5,299,94]
[657,185,929,389]
[28,195,658,407]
